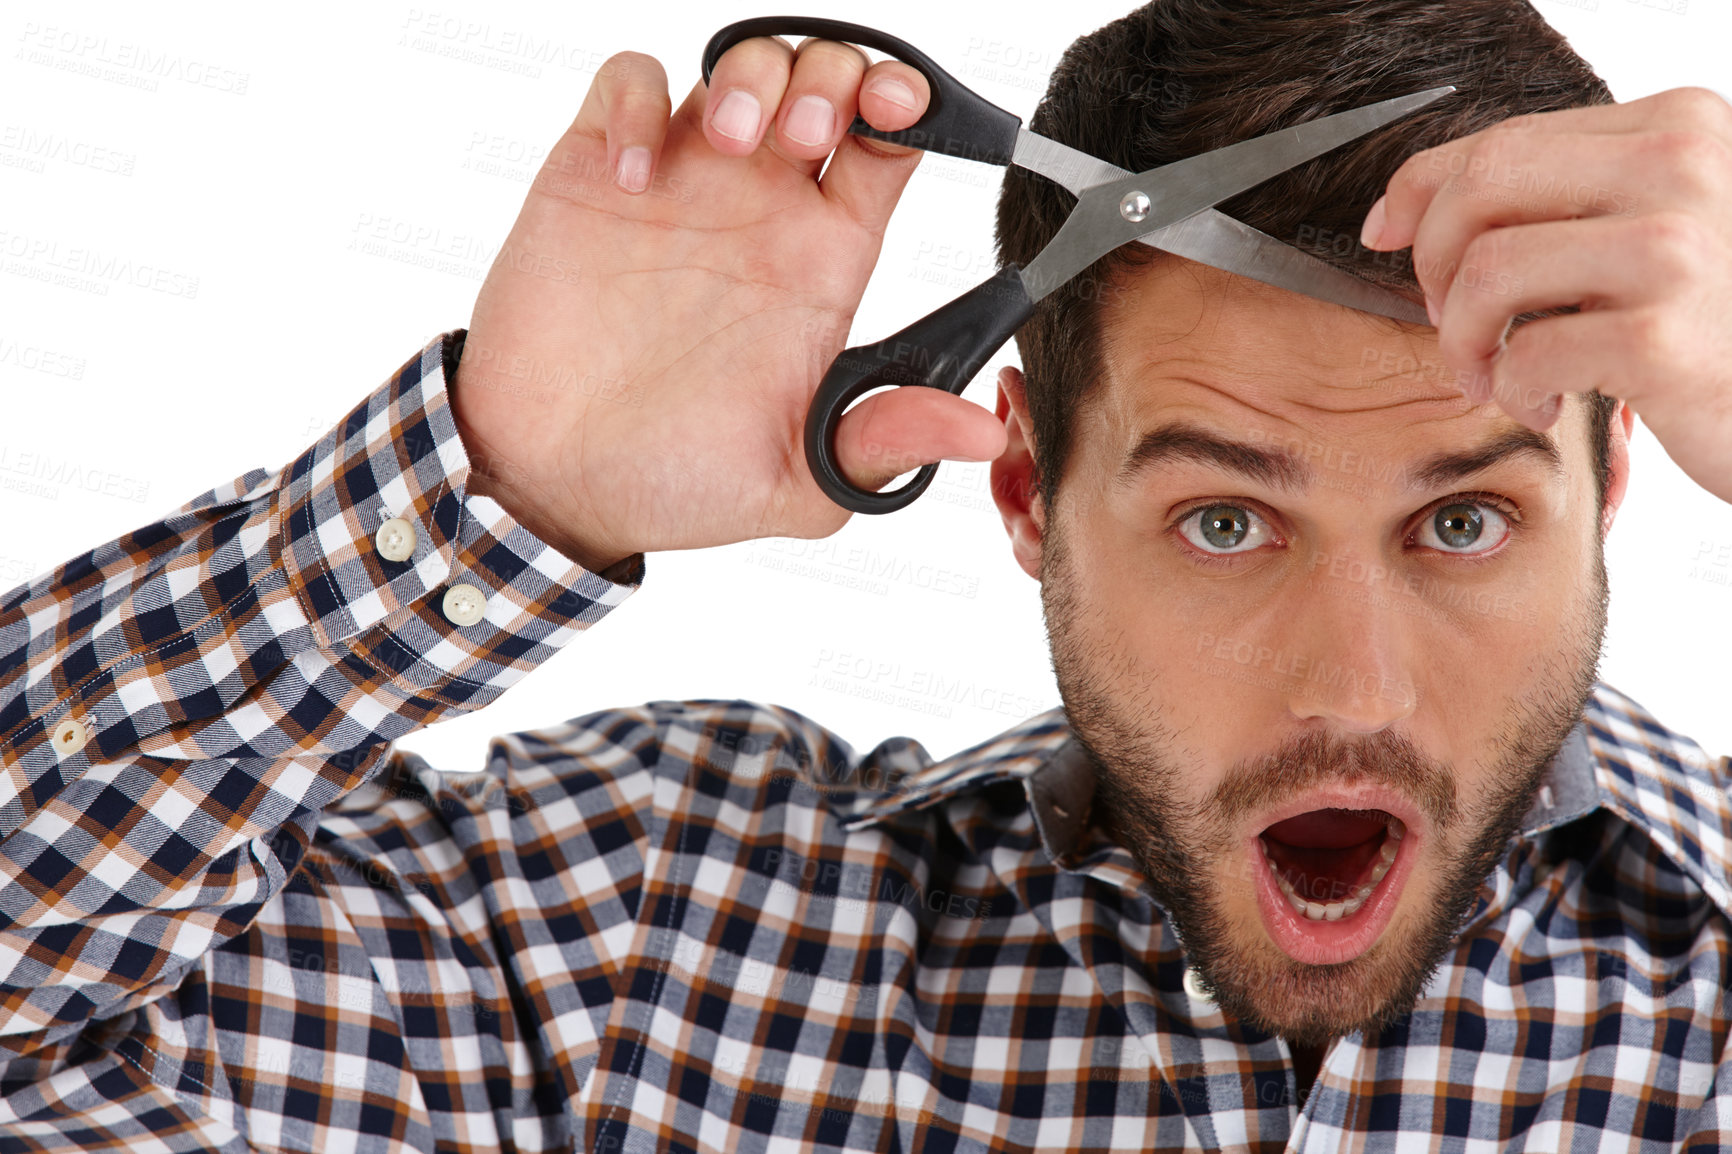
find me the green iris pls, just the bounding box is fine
[1199,505,1251,549]
[1433,502,1483,549]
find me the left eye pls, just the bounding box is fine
[1416,501,1509,554]
[1178,503,1274,554]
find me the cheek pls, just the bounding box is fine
[1390,555,1597,793]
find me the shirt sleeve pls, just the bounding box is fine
[0,330,643,1052]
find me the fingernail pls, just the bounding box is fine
[713,89,762,142]
[1536,393,1563,429]
[869,77,918,111]
[1360,195,1388,249]
[784,94,836,147]
[615,146,651,194]
[1426,296,1439,327]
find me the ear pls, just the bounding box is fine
[991,365,1045,581]
[1599,397,1636,539]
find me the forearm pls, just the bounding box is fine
[0,331,641,1049]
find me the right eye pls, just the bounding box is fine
[1177,503,1274,555]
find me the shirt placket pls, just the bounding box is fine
[1020,747,1300,1151]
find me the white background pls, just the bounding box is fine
[1,0,1727,775]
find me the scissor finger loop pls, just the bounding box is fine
[701,18,1455,516]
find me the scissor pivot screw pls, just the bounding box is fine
[1119,191,1151,223]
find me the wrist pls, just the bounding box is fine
[463,464,633,576]
[446,334,636,576]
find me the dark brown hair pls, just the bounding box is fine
[995,0,1620,516]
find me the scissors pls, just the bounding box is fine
[701,18,1454,515]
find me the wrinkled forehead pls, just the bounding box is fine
[1081,257,1587,481]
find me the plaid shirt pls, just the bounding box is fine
[3,332,1730,1154]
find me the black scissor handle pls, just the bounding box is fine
[701,17,1022,166]
[804,265,1034,515]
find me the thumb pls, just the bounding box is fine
[831,385,1007,492]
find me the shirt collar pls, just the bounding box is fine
[831,705,1072,831]
[1580,682,1732,919]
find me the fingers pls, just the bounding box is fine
[702,35,931,185]
[1376,131,1684,319]
[1439,213,1693,360]
[1437,213,1705,423]
[855,58,931,141]
[1404,133,1646,317]
[832,386,1007,492]
[1483,310,1624,433]
[767,38,871,175]
[1363,88,1732,307]
[1487,86,1732,139]
[819,59,933,227]
[702,35,795,156]
[567,51,673,195]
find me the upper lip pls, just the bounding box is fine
[1249,784,1430,845]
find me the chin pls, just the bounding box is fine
[1173,826,1518,1047]
[1198,901,1447,1047]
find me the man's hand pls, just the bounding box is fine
[1361,86,1732,506]
[452,37,1008,573]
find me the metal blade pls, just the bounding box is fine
[1011,128,1427,320]
[1017,86,1455,302]
[1140,210,1430,325]
[1012,130,1428,323]
[1134,86,1457,229]
[1010,129,1126,197]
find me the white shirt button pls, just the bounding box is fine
[1182,964,1215,1003]
[51,717,89,758]
[442,583,486,627]
[375,517,417,562]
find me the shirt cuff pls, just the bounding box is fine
[278,330,644,698]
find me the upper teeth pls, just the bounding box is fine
[1265,818,1407,923]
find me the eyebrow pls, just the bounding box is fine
[1113,419,1568,493]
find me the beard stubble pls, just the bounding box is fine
[1037,507,1608,1046]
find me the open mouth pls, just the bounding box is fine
[1248,800,1418,964]
[1261,809,1404,921]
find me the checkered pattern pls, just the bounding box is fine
[2,331,1730,1152]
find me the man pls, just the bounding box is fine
[1,1,1729,1150]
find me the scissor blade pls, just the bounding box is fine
[1143,87,1457,225]
[1140,209,1430,325]
[1013,131,1426,323]
[1019,85,1454,301]
[1011,130,1128,197]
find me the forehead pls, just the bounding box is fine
[1082,257,1586,472]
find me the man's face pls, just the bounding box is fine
[999,259,1619,1046]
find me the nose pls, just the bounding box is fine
[1283,555,1420,733]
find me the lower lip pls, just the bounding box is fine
[1248,828,1416,965]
